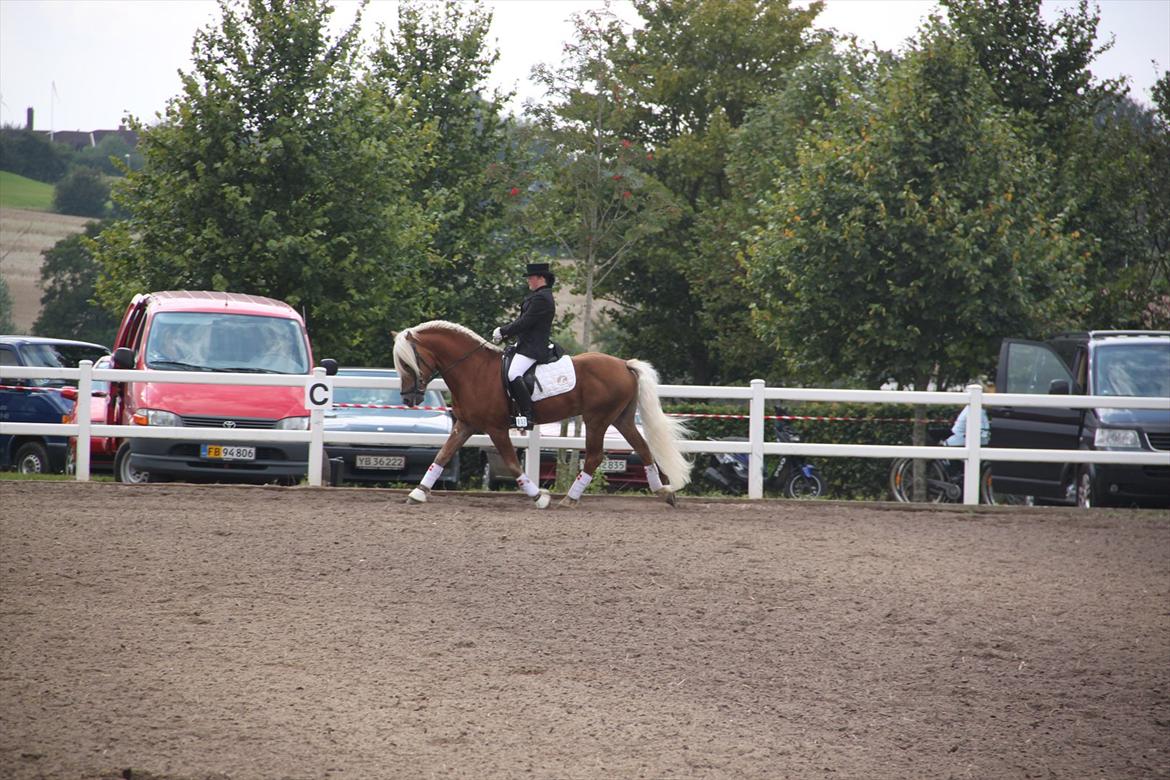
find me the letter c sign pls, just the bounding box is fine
[305,378,333,411]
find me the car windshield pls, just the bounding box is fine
[145,312,309,374]
[1093,342,1170,398]
[334,373,444,410]
[2,342,109,387]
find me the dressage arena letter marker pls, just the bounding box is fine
[305,378,334,411]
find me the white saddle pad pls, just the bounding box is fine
[531,355,577,401]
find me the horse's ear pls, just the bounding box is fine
[390,330,398,340]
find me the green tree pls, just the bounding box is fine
[33,221,121,345]
[600,0,825,382]
[53,167,110,218]
[92,0,439,364]
[0,276,16,333]
[76,134,142,177]
[746,24,1085,392]
[367,0,521,336]
[0,127,71,183]
[516,7,681,351]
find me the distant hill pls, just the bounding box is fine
[0,207,92,333]
[0,171,54,212]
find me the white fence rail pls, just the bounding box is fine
[2,362,1167,504]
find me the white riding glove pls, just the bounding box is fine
[491,327,503,343]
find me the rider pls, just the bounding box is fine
[492,261,556,431]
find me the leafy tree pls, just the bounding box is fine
[0,276,16,333]
[745,23,1085,393]
[53,167,110,218]
[599,0,826,382]
[0,127,71,183]
[366,0,521,336]
[92,0,439,364]
[33,221,121,345]
[76,134,142,177]
[516,7,681,351]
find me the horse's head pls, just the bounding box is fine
[392,329,437,407]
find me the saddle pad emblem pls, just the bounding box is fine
[531,355,577,402]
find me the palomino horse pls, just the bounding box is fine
[391,320,690,508]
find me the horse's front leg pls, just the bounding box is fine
[558,424,608,509]
[487,428,550,510]
[407,420,474,504]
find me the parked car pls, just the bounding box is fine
[106,291,318,484]
[65,355,118,474]
[324,368,458,487]
[482,418,648,490]
[1,336,109,473]
[987,330,1170,508]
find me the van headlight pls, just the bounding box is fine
[1094,428,1142,449]
[131,409,182,427]
[275,416,310,430]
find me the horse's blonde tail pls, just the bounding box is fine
[627,359,691,491]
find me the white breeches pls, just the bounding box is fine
[507,353,536,381]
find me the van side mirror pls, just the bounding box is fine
[319,358,339,376]
[112,347,136,370]
[1048,379,1070,395]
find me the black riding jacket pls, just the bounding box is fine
[500,285,555,360]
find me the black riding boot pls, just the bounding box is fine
[508,377,535,431]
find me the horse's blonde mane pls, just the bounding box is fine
[392,320,500,378]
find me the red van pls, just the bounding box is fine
[108,291,315,484]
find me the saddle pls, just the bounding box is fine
[501,343,575,411]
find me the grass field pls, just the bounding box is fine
[0,206,91,332]
[0,171,53,211]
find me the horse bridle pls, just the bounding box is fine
[400,335,488,406]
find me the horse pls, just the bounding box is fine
[391,320,690,508]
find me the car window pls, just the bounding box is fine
[0,342,107,387]
[333,378,445,409]
[1004,341,1072,394]
[1093,343,1170,398]
[146,312,309,374]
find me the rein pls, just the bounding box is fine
[405,334,489,394]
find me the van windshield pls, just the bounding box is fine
[145,312,309,374]
[1093,342,1170,398]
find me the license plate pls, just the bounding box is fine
[600,458,627,473]
[201,445,256,461]
[356,455,406,470]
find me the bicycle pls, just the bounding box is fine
[888,424,1031,505]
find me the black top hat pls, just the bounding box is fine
[525,262,555,286]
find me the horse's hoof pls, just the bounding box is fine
[534,489,551,510]
[407,487,428,504]
[558,495,579,509]
[659,489,678,507]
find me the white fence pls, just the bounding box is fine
[2,361,1168,504]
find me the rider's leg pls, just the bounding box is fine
[506,354,537,430]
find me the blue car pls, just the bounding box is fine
[324,368,459,487]
[1,336,110,473]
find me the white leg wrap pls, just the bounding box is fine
[516,472,540,498]
[645,463,664,492]
[567,471,593,500]
[420,462,444,489]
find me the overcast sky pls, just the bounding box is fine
[1,0,1167,132]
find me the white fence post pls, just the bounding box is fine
[963,383,983,505]
[526,427,541,484]
[749,379,765,499]
[307,367,326,487]
[75,360,93,482]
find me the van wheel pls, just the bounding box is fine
[1076,466,1106,509]
[115,442,151,484]
[14,442,50,474]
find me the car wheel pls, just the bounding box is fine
[114,442,151,484]
[482,456,498,491]
[14,442,50,474]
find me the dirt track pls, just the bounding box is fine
[1,481,1168,780]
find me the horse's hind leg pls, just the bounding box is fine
[487,428,550,509]
[558,423,610,508]
[407,420,474,504]
[612,402,678,506]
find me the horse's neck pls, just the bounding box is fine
[425,333,498,391]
